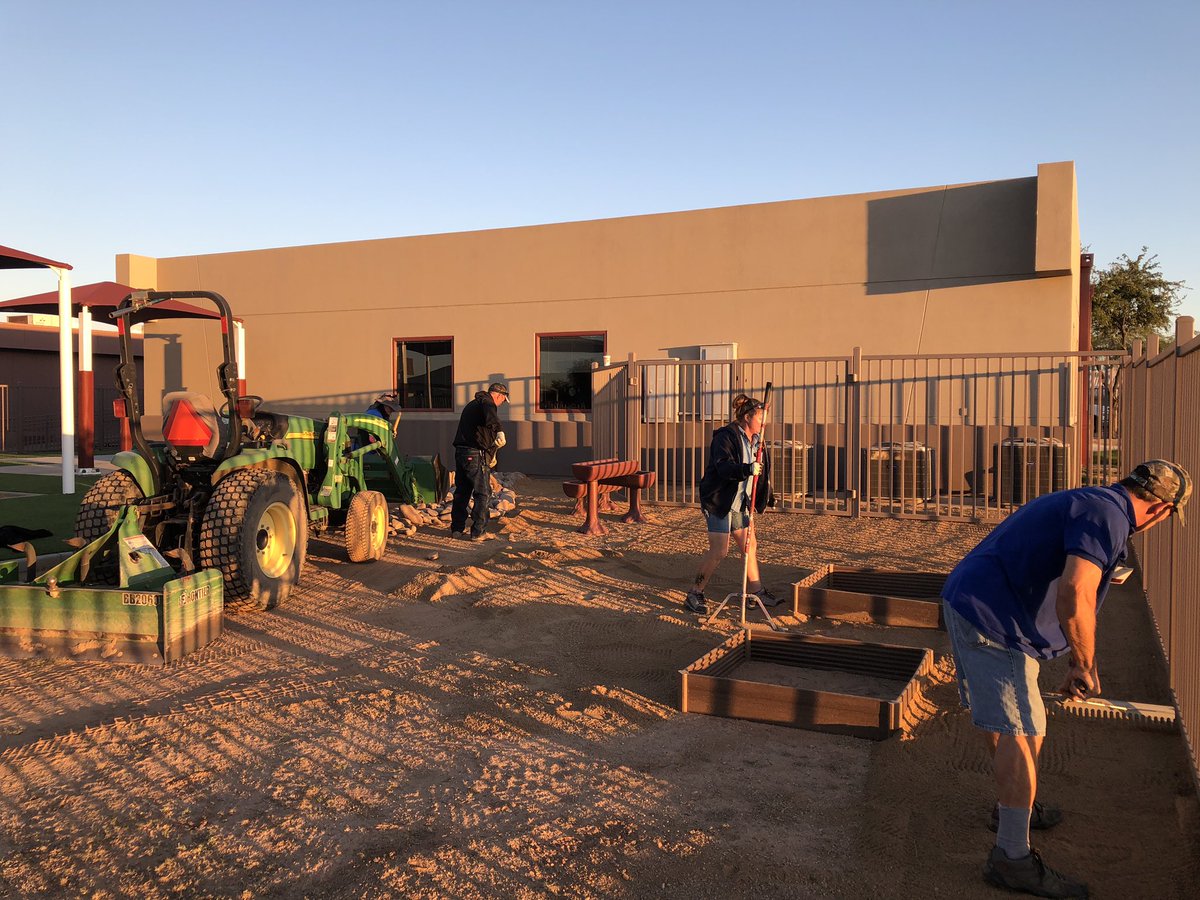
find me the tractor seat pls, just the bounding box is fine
[161,391,227,461]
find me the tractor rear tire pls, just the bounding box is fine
[199,468,305,609]
[74,470,144,543]
[346,490,388,562]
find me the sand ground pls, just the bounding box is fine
[0,476,1197,898]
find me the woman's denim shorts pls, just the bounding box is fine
[943,600,1046,737]
[702,506,748,534]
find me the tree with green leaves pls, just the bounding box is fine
[1091,248,1187,350]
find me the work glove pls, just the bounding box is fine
[744,461,763,478]
[495,430,507,449]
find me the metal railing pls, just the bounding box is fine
[1121,316,1200,785]
[0,383,126,454]
[593,348,1127,521]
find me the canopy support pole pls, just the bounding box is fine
[54,267,75,494]
[235,319,247,395]
[77,305,98,474]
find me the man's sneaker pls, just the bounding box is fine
[753,587,784,608]
[983,847,1088,898]
[469,532,487,542]
[989,801,1063,833]
[684,590,707,614]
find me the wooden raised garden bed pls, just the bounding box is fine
[680,629,933,740]
[791,565,948,629]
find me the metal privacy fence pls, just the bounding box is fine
[1121,316,1200,786]
[0,384,125,454]
[593,349,1126,521]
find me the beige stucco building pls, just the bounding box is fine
[119,161,1081,473]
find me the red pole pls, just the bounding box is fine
[77,306,96,471]
[745,382,775,529]
[77,370,94,467]
[739,382,773,626]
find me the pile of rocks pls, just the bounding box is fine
[389,472,522,534]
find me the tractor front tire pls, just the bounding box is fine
[75,470,144,543]
[199,468,305,609]
[346,490,388,562]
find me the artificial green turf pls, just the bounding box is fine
[0,473,100,557]
[0,472,98,495]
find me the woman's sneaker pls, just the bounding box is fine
[684,590,707,614]
[753,587,784,608]
[983,847,1088,898]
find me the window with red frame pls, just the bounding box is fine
[395,338,453,410]
[538,332,605,411]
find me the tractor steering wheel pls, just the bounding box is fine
[219,395,264,419]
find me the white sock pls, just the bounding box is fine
[995,804,1032,859]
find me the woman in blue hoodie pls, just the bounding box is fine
[684,393,780,614]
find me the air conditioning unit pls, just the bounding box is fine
[767,440,812,499]
[994,437,1069,504]
[642,361,680,423]
[863,441,935,501]
[700,343,737,420]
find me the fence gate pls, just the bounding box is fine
[594,349,1126,522]
[855,351,1126,520]
[593,356,853,513]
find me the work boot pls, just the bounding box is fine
[684,589,707,614]
[752,587,784,608]
[989,801,1063,833]
[982,847,1088,898]
[451,531,468,540]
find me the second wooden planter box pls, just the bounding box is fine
[791,565,948,629]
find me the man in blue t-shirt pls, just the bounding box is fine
[353,392,401,450]
[942,459,1191,898]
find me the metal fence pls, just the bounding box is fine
[0,383,125,454]
[593,348,1126,521]
[1121,316,1200,785]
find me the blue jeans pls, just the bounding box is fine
[943,601,1047,737]
[451,447,491,536]
[702,505,748,534]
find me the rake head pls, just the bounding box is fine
[1042,694,1177,730]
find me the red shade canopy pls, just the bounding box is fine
[0,244,72,270]
[0,281,219,320]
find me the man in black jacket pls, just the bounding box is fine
[451,382,509,540]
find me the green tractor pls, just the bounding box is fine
[75,290,443,609]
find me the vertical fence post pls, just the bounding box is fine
[1169,317,1195,684]
[1176,317,1195,347]
[1131,339,1146,471]
[590,361,602,459]
[624,352,639,467]
[848,347,862,518]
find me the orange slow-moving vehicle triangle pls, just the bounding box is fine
[163,400,213,448]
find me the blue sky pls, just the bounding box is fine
[2,1,1196,324]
